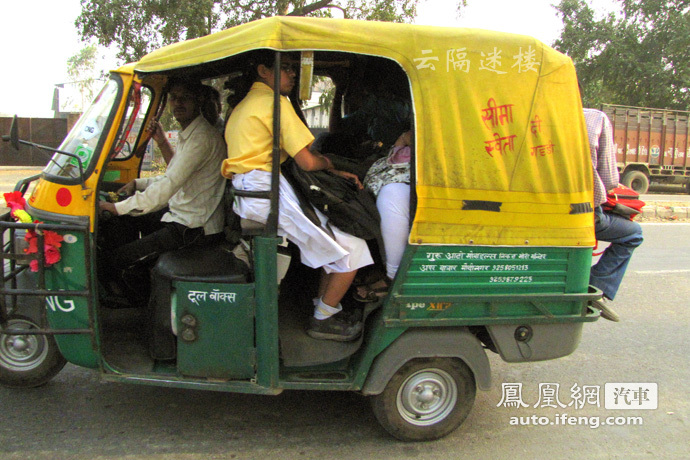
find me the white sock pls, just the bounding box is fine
[314,297,342,320]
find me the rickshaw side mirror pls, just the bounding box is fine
[1,115,20,151]
[2,115,87,185]
[299,51,314,101]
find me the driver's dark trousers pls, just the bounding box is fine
[99,210,205,307]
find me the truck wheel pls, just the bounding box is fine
[0,316,66,388]
[621,170,649,194]
[370,358,476,441]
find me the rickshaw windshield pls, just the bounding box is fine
[44,78,122,180]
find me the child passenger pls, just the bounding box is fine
[355,131,412,302]
[222,51,373,342]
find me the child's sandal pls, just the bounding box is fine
[353,277,391,303]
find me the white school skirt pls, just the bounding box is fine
[232,169,373,274]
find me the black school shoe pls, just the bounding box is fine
[307,313,363,341]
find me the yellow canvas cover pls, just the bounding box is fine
[135,17,594,247]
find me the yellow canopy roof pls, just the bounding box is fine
[135,17,594,247]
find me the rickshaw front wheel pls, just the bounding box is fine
[371,357,476,442]
[0,316,67,389]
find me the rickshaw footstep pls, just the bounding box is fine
[307,314,363,342]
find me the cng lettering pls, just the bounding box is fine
[46,296,76,312]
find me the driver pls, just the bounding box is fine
[98,78,226,306]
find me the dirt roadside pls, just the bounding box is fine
[637,201,690,222]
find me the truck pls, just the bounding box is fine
[602,104,690,194]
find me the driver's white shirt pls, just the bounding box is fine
[114,115,226,235]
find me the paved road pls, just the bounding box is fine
[1,220,688,458]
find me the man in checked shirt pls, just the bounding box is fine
[584,108,644,322]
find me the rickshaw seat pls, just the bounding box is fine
[222,179,265,237]
[154,241,249,283]
[240,218,265,236]
[148,241,250,360]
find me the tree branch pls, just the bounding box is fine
[288,0,336,16]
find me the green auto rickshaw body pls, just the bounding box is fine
[1,16,600,440]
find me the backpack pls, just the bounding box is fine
[281,159,381,241]
[602,184,646,220]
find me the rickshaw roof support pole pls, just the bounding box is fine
[253,50,283,389]
[265,51,282,237]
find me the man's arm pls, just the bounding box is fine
[149,121,175,165]
[114,131,210,216]
[97,179,146,216]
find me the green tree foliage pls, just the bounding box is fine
[76,0,420,63]
[66,44,100,109]
[553,0,690,110]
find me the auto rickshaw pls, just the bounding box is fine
[0,17,601,441]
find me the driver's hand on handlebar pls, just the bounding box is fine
[98,200,119,216]
[117,180,136,197]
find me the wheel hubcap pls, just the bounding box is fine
[0,319,48,372]
[397,368,458,426]
[11,336,29,351]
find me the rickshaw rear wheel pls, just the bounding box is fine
[0,315,66,388]
[371,357,476,442]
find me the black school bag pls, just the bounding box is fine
[281,159,381,241]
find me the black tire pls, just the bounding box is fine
[0,315,66,388]
[621,170,649,194]
[370,358,476,441]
